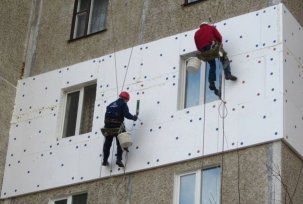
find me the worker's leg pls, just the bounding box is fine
[220,56,237,81]
[102,135,114,164]
[220,56,231,76]
[115,136,123,161]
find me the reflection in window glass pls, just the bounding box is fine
[205,59,222,104]
[201,167,221,204]
[75,13,88,38]
[72,193,88,204]
[55,199,68,204]
[80,84,96,134]
[63,91,80,138]
[187,0,199,3]
[179,173,196,204]
[89,0,109,33]
[77,0,90,11]
[185,62,202,108]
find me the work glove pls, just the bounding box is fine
[133,115,138,121]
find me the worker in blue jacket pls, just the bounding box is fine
[102,91,137,167]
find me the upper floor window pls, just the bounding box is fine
[70,0,109,40]
[174,167,221,204]
[184,0,205,5]
[178,56,222,109]
[52,193,88,204]
[62,83,96,138]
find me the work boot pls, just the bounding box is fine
[225,74,237,81]
[214,89,221,98]
[123,147,129,152]
[116,160,125,168]
[209,82,216,90]
[102,161,109,166]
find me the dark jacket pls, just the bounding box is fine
[194,24,222,51]
[104,98,136,128]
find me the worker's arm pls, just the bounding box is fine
[122,103,138,121]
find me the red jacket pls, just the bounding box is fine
[194,24,222,51]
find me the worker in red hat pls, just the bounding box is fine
[102,91,137,167]
[194,22,237,97]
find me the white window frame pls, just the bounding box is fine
[174,167,221,204]
[178,55,206,110]
[174,170,202,204]
[60,82,96,138]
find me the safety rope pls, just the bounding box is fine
[220,73,226,204]
[121,47,135,91]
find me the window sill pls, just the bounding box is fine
[182,0,206,7]
[68,29,107,43]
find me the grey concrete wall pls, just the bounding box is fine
[282,0,303,26]
[0,142,282,204]
[0,0,32,193]
[281,142,303,204]
[29,0,270,76]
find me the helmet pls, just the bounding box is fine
[119,91,130,101]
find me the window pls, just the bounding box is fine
[183,0,205,5]
[52,193,88,204]
[70,0,109,40]
[184,0,205,5]
[178,56,222,109]
[175,167,221,204]
[62,84,96,137]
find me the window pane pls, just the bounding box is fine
[185,63,202,108]
[63,91,80,137]
[80,84,96,134]
[179,173,196,204]
[55,199,68,204]
[201,167,221,204]
[77,0,90,12]
[72,193,88,204]
[74,12,88,38]
[89,0,108,33]
[205,59,222,103]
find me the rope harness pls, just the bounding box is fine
[196,42,228,62]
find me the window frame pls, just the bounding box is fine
[60,82,96,138]
[174,166,221,204]
[178,55,206,110]
[70,0,108,41]
[50,192,88,204]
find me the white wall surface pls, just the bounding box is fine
[1,4,294,198]
[282,6,303,156]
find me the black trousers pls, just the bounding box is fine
[103,134,123,162]
[103,122,125,162]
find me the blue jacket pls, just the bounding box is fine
[104,98,136,127]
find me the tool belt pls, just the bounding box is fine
[101,127,121,137]
[101,122,125,137]
[197,42,227,62]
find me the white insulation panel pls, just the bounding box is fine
[2,4,298,198]
[283,5,303,156]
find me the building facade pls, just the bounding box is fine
[1,0,303,203]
